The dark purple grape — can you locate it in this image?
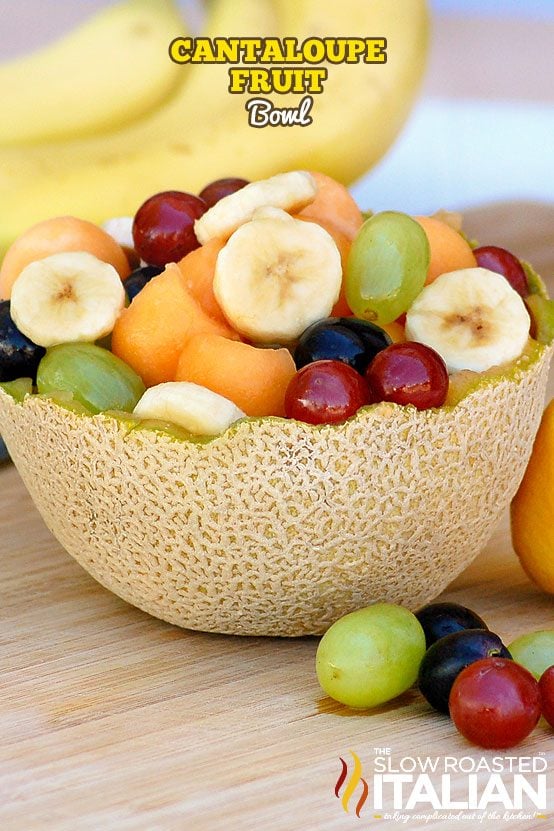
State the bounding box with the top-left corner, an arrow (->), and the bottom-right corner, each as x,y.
198,177 -> 249,208
295,317 -> 390,374
416,602 -> 488,649
0,301 -> 45,381
295,321 -> 366,373
418,629 -> 511,714
125,265 -> 163,302
336,318 -> 392,361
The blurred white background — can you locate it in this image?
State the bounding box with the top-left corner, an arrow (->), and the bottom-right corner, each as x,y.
433,0 -> 553,15
353,0 -> 554,212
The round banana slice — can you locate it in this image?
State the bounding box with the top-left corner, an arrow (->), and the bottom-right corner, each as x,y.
10,251 -> 125,348
405,267 -> 531,373
194,170 -> 317,245
213,211 -> 342,343
133,382 -> 245,436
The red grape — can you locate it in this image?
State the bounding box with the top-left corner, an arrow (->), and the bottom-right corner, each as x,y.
449,657 -> 541,749
198,177 -> 249,208
285,360 -> 372,425
473,245 -> 528,297
366,342 -> 448,410
539,665 -> 554,728
132,191 -> 207,267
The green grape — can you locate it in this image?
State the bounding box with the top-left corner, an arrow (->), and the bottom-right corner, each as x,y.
345,211 -> 430,325
508,630 -> 554,679
133,418 -> 211,444
37,343 -> 145,414
316,603 -> 426,709
37,390 -> 95,415
102,410 -> 143,429
522,260 -> 548,297
525,295 -> 554,345
0,377 -> 33,402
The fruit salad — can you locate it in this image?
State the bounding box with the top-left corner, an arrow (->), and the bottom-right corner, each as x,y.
0,170 -> 552,437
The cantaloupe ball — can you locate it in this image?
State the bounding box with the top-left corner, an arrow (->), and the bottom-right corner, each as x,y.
111,264 -> 239,388
177,238 -> 227,327
297,172 -> 364,241
175,333 -> 296,417
415,216 -> 477,285
0,215 -> 131,298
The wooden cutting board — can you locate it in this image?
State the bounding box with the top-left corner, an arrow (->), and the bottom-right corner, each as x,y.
1,203 -> 554,831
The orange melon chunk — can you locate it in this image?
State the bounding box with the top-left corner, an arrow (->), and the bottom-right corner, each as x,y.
111,264 -> 239,387
415,216 -> 477,285
175,333 -> 296,417
177,238 -> 227,326
0,215 -> 130,298
297,171 -> 363,241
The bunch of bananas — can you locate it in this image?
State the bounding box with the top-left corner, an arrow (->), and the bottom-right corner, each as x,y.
0,0 -> 429,256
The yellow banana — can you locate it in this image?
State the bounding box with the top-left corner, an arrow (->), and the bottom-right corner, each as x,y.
0,0 -> 428,256
0,0 -> 186,145
0,0 -> 276,172
0,0 -> 277,206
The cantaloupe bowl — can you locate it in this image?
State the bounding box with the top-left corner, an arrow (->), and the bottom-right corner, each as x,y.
0,339 -> 551,636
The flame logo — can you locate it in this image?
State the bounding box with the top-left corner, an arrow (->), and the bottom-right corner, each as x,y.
335,750 -> 369,817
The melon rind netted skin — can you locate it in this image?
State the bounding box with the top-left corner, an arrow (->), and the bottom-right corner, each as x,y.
0,345 -> 551,636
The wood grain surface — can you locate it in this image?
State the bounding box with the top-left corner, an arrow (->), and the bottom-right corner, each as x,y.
2,4 -> 554,828
1,203 -> 554,831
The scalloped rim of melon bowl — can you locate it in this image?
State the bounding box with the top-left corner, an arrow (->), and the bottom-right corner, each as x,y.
0,340 -> 552,637
0,337 -> 549,443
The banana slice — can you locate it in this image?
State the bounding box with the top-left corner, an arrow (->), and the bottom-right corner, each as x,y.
133,382 -> 245,436
405,267 -> 531,373
10,251 -> 125,348
213,210 -> 341,343
194,171 -> 317,245
101,216 -> 135,250
251,206 -> 293,222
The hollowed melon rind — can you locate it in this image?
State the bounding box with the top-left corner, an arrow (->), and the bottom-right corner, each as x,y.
0,344 -> 551,636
